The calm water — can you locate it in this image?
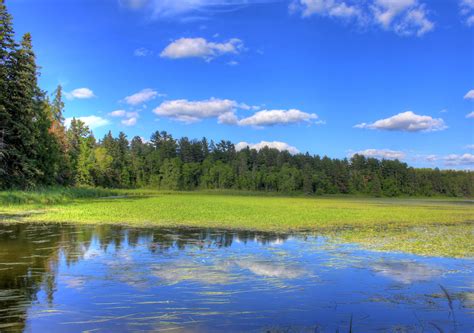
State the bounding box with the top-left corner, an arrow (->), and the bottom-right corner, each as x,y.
0,223 -> 472,332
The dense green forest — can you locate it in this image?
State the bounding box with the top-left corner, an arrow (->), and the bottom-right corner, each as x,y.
0,1 -> 472,196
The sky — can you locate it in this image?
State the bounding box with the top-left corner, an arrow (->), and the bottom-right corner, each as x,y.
7,0 -> 474,169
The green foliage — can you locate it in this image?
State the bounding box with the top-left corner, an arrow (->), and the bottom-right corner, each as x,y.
0,2 -> 472,197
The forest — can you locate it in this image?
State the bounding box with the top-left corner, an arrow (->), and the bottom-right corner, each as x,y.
0,1 -> 472,197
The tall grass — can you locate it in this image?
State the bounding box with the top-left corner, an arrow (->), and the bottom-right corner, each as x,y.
0,187 -> 118,205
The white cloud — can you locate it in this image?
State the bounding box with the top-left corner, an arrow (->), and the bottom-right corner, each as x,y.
65,88 -> 95,100
460,0 -> 474,26
108,110 -> 127,117
419,153 -> 474,167
121,117 -> 137,126
290,0 -> 434,36
466,112 -> 474,119
153,98 -> 316,127
355,111 -> 447,132
153,98 -> 238,123
238,109 -> 318,127
352,148 -> 406,160
108,110 -> 139,126
465,144 -> 474,150
65,116 -> 109,129
134,47 -> 153,57
444,153 -> 474,166
236,141 -> 300,154
124,88 -> 159,105
464,89 -> 474,99
289,0 -> 362,19
160,37 -> 243,61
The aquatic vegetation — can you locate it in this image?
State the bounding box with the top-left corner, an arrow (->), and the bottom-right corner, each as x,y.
1,190 -> 472,257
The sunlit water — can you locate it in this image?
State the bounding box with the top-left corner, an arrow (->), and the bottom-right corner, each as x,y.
0,223 -> 472,332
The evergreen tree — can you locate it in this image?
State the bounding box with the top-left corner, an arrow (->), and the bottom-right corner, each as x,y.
4,33 -> 40,188
0,0 -> 15,185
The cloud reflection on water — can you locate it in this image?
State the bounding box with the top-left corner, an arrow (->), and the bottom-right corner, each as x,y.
371,260 -> 443,284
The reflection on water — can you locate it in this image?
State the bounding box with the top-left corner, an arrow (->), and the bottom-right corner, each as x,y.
371,261 -> 444,284
0,223 -> 472,332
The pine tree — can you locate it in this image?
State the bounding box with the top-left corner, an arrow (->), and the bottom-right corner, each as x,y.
49,85 -> 70,183
5,33 -> 40,188
0,0 -> 16,187
67,118 -> 91,183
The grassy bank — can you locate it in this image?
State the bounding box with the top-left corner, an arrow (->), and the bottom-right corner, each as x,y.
1,189 -> 473,257
0,187 -> 120,205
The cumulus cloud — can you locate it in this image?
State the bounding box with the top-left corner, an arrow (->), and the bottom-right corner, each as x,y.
420,153 -> 474,167
444,153 -> 474,166
124,88 -> 160,105
290,0 -> 434,36
235,141 -> 300,154
355,111 -> 447,132
238,109 -> 318,127
153,98 -> 318,127
460,0 -> 474,26
65,115 -> 109,129
160,37 -> 243,61
65,88 -> 95,100
153,98 -> 238,123
108,110 -> 139,126
466,112 -> 474,119
352,148 -> 405,160
464,89 -> 474,99
289,0 -> 362,19
465,144 -> 474,150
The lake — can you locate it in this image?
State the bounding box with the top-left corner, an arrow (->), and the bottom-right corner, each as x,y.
0,223 -> 472,332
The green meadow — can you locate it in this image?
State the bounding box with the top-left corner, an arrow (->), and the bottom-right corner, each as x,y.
1,188 -> 473,258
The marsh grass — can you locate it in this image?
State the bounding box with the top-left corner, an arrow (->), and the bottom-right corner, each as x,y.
0,187 -> 119,205
1,189 -> 473,257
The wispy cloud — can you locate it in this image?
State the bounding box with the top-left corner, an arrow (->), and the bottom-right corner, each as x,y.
134,47 -> 153,57
119,0 -> 277,19
460,0 -> 474,26
355,111 -> 446,132
124,88 -> 161,105
121,117 -> 138,126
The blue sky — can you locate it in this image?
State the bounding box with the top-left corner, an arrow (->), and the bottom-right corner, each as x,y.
8,0 -> 474,169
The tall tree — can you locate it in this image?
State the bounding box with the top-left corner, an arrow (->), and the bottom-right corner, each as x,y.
0,0 -> 15,185
4,33 -> 40,188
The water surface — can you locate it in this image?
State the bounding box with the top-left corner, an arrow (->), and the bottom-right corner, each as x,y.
0,223 -> 472,332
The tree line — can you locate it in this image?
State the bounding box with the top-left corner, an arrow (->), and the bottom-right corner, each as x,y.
0,1 -> 472,196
